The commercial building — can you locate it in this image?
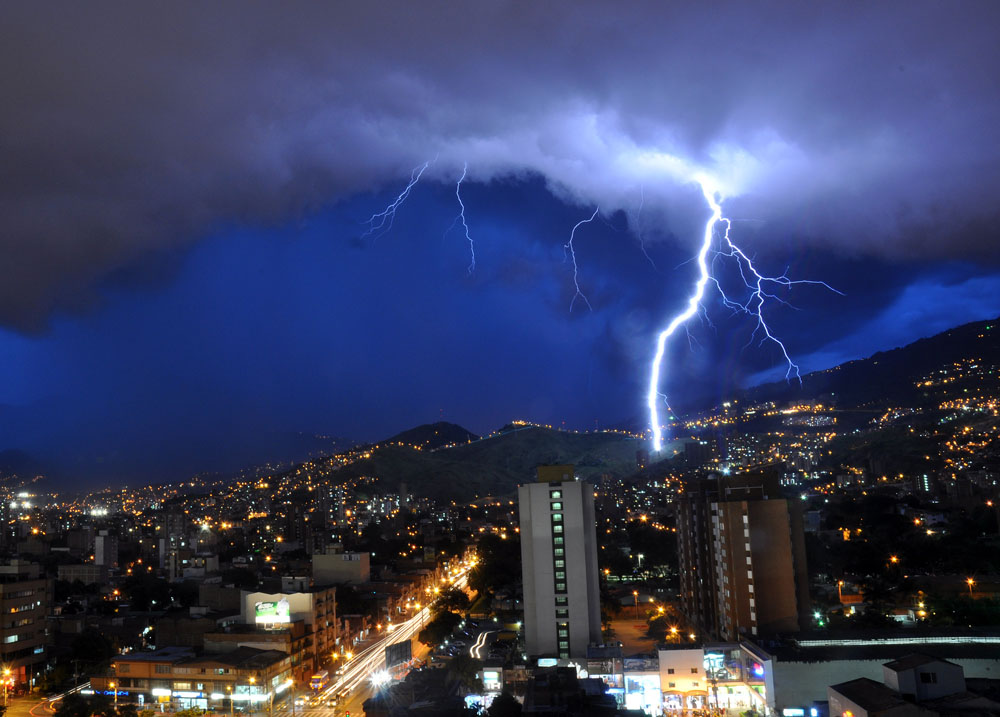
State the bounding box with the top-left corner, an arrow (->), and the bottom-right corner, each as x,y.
92,646 -> 292,711
205,622 -> 312,682
241,585 -> 337,671
519,465 -> 601,659
829,655 -> 1000,717
677,470 -> 809,640
743,632 -> 1000,716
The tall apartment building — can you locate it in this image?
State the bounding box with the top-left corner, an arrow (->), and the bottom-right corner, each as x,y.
0,561 -> 52,685
95,529 -> 119,568
677,470 -> 809,641
519,465 -> 601,659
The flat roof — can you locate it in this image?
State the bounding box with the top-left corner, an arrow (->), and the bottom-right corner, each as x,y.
830,677 -> 909,711
181,646 -> 288,669
117,647 -> 196,663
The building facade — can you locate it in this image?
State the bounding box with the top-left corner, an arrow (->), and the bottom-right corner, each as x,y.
519,465 -> 601,659
0,562 -> 51,685
92,646 -> 292,712
241,586 -> 337,671
677,470 -> 809,640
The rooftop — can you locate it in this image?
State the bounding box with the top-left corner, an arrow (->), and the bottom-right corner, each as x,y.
884,653 -> 959,672
116,647 -> 195,663
831,677 -> 910,712
182,646 -> 288,670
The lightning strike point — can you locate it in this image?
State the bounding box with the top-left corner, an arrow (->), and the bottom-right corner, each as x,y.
564,208 -> 599,312
646,180 -> 840,452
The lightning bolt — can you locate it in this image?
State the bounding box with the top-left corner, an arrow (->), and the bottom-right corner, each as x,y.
564,208 -> 599,312
363,160 -> 431,240
633,185 -> 659,272
450,162 -> 475,273
646,178 -> 840,452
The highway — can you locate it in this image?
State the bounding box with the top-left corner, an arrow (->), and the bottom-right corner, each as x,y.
316,560 -> 474,709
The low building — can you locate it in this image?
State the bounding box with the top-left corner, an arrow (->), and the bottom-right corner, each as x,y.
829,677 -> 933,717
829,655 -> 1000,717
57,564 -> 108,584
241,585 -> 337,672
204,621 -> 311,682
742,632 -> 1000,716
92,646 -> 292,711
312,550 -> 370,585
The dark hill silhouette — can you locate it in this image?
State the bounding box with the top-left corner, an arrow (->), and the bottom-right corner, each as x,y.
328,424 -> 641,502
713,316 -> 1000,411
386,421 -> 479,450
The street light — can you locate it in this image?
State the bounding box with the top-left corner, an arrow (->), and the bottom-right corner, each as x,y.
110,681 -> 118,711
967,577 -> 975,593
633,591 -> 639,620
227,685 -> 233,717
2,668 -> 9,707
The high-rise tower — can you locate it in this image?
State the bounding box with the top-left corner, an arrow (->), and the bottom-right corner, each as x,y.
519,465 -> 601,659
677,469 -> 809,640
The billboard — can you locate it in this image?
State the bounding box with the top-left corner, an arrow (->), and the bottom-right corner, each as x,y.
254,598 -> 291,624
385,639 -> 412,668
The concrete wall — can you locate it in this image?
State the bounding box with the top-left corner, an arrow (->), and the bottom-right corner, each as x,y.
658,648 -> 705,693
312,552 -> 370,585
519,474 -> 600,658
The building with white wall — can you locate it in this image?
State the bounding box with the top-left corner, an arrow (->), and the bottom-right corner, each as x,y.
519,465 -> 601,659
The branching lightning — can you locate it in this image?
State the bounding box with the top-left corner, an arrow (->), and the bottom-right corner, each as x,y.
363,160 -> 431,240
564,208 -> 600,312
633,185 -> 659,272
647,179 -> 840,452
451,162 -> 476,273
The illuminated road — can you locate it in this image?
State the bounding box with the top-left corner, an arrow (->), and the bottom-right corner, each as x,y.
318,560 -> 474,708
469,630 -> 494,659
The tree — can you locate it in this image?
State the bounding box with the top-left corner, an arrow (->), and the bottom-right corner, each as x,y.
417,611 -> 462,647
71,629 -> 116,665
469,534 -> 520,595
438,587 -> 471,614
54,693 -> 93,717
487,691 -> 523,717
446,654 -> 483,693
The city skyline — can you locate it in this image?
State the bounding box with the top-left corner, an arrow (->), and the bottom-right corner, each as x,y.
1,3 -> 999,483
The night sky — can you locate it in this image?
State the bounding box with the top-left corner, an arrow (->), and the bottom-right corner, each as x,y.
2,3 -> 999,484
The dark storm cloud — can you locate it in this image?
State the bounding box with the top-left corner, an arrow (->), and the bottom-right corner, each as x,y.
2,1 -> 999,329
